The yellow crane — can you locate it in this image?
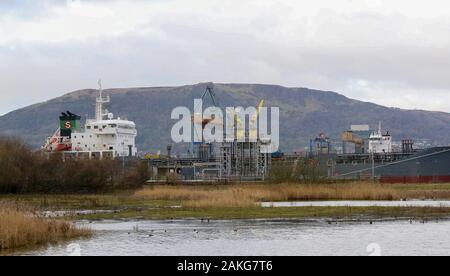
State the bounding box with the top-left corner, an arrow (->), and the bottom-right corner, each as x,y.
192,98 -> 266,142
234,100 -> 265,141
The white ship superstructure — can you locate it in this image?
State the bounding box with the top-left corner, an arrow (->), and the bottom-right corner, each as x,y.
70,80 -> 138,158
368,122 -> 392,154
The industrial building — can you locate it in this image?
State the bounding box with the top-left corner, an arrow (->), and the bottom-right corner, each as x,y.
342,124 -> 371,154
146,84 -> 272,182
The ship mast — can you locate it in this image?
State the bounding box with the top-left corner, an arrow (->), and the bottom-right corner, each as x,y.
95,79 -> 110,121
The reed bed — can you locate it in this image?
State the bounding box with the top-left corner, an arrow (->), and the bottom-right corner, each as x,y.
134,186 -> 257,208
134,183 -> 402,208
0,201 -> 91,250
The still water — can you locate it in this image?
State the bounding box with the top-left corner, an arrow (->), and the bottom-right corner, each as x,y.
22,218 -> 450,256
261,200 -> 450,208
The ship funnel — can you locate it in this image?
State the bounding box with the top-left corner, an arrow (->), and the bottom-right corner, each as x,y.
59,111 -> 81,137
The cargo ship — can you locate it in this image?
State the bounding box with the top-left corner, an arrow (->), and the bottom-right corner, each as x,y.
43,80 -> 138,159
331,146 -> 450,183
312,124 -> 450,183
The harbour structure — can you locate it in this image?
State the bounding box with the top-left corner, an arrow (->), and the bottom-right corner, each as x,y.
309,123 -> 450,183
219,98 -> 271,180
219,126 -> 271,181
190,84 -> 219,162
147,83 -> 271,182
310,132 -> 332,155
43,80 -> 138,159
341,123 -> 392,155
341,124 -> 371,154
401,139 -> 414,154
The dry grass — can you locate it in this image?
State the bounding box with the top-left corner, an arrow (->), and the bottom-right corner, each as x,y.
0,201 -> 91,250
133,182 -> 403,208
245,183 -> 400,201
134,186 -> 257,208
385,183 -> 450,200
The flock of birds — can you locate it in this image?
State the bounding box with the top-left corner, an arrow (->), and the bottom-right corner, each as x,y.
123,216 -> 442,237
326,217 -> 440,225
126,218 -> 242,236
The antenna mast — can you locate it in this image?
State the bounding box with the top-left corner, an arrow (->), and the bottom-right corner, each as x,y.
95,79 -> 110,121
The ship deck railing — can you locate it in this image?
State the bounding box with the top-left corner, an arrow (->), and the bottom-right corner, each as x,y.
334,152 -> 415,164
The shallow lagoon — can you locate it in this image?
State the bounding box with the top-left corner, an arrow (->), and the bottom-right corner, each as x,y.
21,218 -> 450,256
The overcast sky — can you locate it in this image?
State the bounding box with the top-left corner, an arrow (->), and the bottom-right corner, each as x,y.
1,0 -> 450,115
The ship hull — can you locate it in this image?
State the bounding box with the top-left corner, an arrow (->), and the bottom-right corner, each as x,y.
333,147 -> 450,183
379,175 -> 450,184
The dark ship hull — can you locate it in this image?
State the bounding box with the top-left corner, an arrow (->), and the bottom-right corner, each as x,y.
332,147 -> 450,183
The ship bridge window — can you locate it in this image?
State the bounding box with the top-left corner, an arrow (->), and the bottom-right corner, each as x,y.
103,125 -> 107,129
119,124 -> 134,130
87,126 -> 91,130
94,125 -> 99,129
109,124 -> 117,128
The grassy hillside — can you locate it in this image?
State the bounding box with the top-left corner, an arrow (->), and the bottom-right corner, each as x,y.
1,83 -> 449,153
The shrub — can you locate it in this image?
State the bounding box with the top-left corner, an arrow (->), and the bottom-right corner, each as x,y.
0,137 -> 148,194
269,159 -> 326,184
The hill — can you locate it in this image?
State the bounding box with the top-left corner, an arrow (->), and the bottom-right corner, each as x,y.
1,83 -> 449,153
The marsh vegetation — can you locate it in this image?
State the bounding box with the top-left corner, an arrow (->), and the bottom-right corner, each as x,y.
0,201 -> 91,250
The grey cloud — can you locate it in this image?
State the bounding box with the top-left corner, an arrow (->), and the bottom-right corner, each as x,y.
1,1 -> 450,115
